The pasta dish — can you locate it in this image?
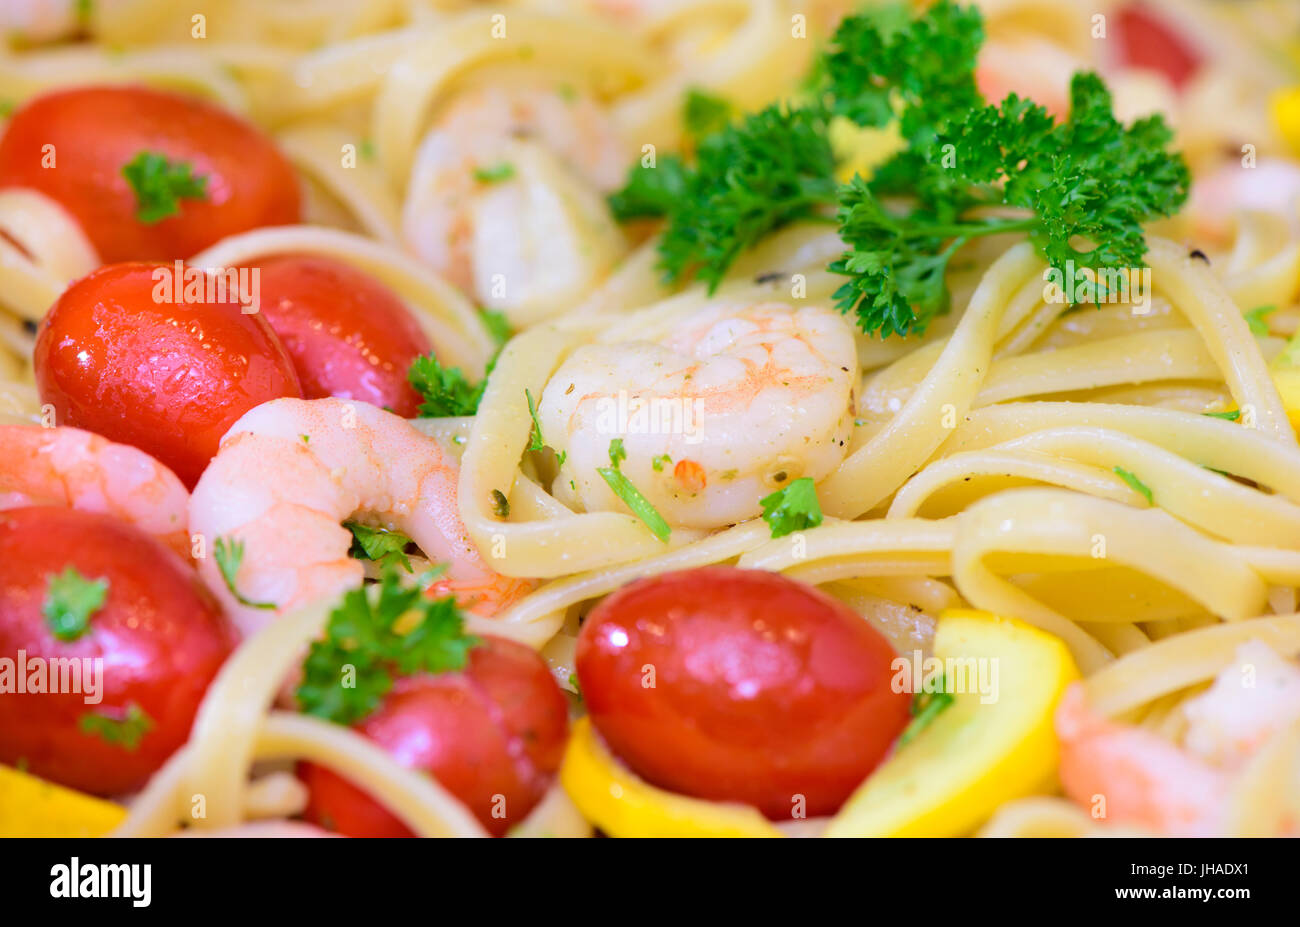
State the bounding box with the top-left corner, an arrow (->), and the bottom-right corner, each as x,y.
2,0 -> 1300,840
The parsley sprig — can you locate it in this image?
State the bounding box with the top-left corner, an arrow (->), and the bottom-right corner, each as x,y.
608,0 -> 1190,339
759,477 -> 824,538
408,353 -> 495,418
344,522 -> 414,573
79,702 -> 154,751
121,151 -> 209,224
297,567 -> 479,725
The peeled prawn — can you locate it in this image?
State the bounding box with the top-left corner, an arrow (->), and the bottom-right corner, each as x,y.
1056,641 -> 1300,836
0,423 -> 190,556
188,398 -> 534,637
402,85 -> 628,326
539,301 -> 859,530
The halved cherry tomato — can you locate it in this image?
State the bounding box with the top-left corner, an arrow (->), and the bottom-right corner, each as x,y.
0,85 -> 301,262
34,262 -> 303,488
575,566 -> 910,820
0,506 -> 236,796
250,255 -> 433,417
299,636 -> 569,837
1114,4 -> 1202,90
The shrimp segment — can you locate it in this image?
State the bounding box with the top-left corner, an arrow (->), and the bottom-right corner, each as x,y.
1055,685 -> 1226,836
402,85 -> 628,326
0,423 -> 190,556
539,301 -> 858,530
1056,642 -> 1300,836
188,398 -> 534,637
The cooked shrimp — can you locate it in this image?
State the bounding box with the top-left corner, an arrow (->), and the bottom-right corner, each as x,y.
188,398 -> 535,637
975,37 -> 1080,119
1187,157 -> 1300,245
538,301 -> 858,530
1055,684 -> 1227,836
0,424 -> 190,556
402,85 -> 629,327
0,0 -> 81,45
1057,641 -> 1300,836
1182,640 -> 1300,768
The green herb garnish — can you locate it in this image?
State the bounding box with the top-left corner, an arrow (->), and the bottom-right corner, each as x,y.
42,567 -> 108,641
297,567 -> 479,725
898,674 -> 954,746
758,477 -> 824,538
121,151 -> 209,224
344,522 -> 414,573
79,703 -> 153,751
213,536 -> 276,609
597,439 -> 671,542
408,353 -> 494,418
473,162 -> 516,183
1113,466 -> 1154,503
525,389 -> 545,451
1245,304 -> 1276,336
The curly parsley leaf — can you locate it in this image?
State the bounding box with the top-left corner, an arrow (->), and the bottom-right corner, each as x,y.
683,87 -> 733,139
657,104 -> 838,290
43,567 -> 108,641
408,352 -> 494,418
297,567 -> 479,725
607,155 -> 690,222
758,476 -> 824,538
121,151 -> 209,224
213,536 -> 276,609
344,522 -> 414,573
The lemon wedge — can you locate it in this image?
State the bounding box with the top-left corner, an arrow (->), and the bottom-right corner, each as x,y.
0,764 -> 125,837
560,717 -> 782,838
824,608 -> 1079,837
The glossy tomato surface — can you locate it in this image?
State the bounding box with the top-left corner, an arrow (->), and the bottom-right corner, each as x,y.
576,566 -> 911,819
252,254 -> 432,417
0,506 -> 235,796
0,85 -> 301,262
299,636 -> 569,837
34,262 -> 302,488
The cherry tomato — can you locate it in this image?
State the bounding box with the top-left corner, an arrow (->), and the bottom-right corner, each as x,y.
250,255 -> 433,417
0,85 -> 301,262
34,262 -> 303,488
0,506 -> 236,796
299,636 -> 569,837
575,566 -> 910,819
1114,4 -> 1201,90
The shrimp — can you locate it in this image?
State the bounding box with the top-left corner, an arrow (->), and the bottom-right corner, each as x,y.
1055,685 -> 1227,836
0,0 -> 81,46
0,424 -> 190,556
1056,641 -> 1300,835
1181,640 -> 1300,768
188,398 -> 534,637
1186,157 -> 1300,245
402,84 -> 629,327
538,301 -> 858,531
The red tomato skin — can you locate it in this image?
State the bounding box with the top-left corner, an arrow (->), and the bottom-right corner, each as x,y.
0,85 -> 301,262
299,636 -> 570,837
575,566 -> 911,819
0,506 -> 236,796
251,255 -> 432,417
34,262 -> 303,488
1114,4 -> 1201,89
